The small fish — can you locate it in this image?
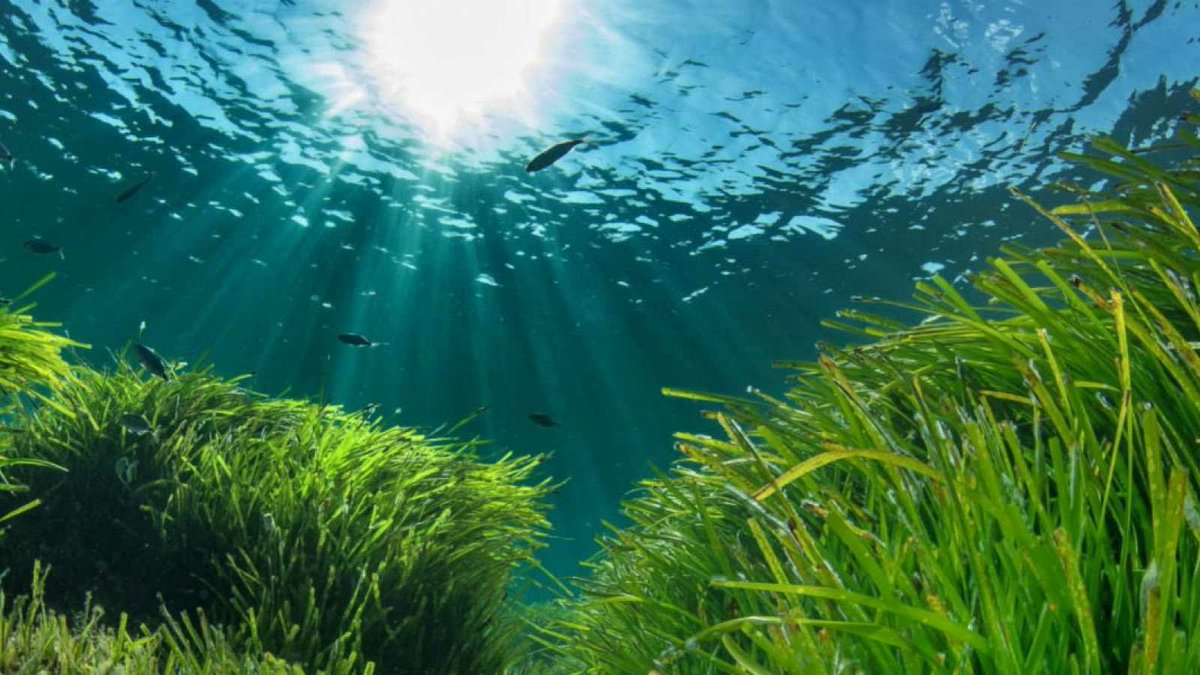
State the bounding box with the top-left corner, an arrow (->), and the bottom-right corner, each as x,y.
23,239 -> 60,255
0,298 -> 11,306
337,333 -> 372,347
525,139 -> 586,173
0,139 -> 13,170
118,413 -> 153,436
135,342 -> 171,379
529,412 -> 559,428
116,173 -> 154,203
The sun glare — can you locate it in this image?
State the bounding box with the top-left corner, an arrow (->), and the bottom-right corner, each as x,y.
358,0 -> 566,139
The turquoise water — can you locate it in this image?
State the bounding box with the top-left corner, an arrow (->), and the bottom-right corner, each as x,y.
0,0 -> 1197,581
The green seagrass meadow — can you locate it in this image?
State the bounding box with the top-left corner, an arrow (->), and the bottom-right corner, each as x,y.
3,92 -> 1200,673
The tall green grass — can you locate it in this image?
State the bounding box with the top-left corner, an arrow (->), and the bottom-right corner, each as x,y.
546,91 -> 1200,673
0,272 -> 84,526
0,562 -> 304,673
0,272 -> 81,402
1,360 -> 553,672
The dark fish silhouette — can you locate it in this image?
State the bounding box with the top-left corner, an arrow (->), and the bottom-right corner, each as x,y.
135,342 -> 170,379
116,173 -> 154,203
525,139 -> 585,173
23,239 -> 60,255
337,333 -> 372,347
529,412 -> 559,428
0,139 -> 13,170
118,413 -> 153,436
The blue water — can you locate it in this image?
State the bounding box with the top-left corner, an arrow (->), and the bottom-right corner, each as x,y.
1,0 -> 1197,580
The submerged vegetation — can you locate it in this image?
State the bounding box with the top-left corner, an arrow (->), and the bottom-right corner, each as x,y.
0,274 -> 82,525
0,354 -> 552,671
0,273 -> 80,401
2,93 -> 1199,673
0,563 -> 303,673
544,92 -> 1200,672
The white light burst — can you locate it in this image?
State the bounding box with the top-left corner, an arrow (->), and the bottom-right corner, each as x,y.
358,0 -> 566,138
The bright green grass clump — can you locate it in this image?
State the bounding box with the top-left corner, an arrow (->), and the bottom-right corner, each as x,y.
0,563 -> 303,673
0,273 -> 81,402
0,272 -> 84,526
545,92 -> 1200,673
0,361 -> 552,673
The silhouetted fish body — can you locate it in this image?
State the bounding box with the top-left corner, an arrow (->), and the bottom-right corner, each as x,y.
23,239 -> 60,254
525,139 -> 585,173
116,174 -> 154,203
529,412 -> 559,428
0,140 -> 13,169
135,342 -> 170,379
119,413 -> 153,435
337,333 -> 372,347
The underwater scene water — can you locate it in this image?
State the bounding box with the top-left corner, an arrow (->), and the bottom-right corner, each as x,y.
1,0 -> 1198,591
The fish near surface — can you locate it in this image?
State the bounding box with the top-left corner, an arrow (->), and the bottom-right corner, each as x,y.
135,342 -> 171,379
0,139 -> 13,170
23,239 -> 60,255
529,412 -> 559,428
337,333 -> 372,347
116,173 -> 154,203
525,139 -> 586,173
